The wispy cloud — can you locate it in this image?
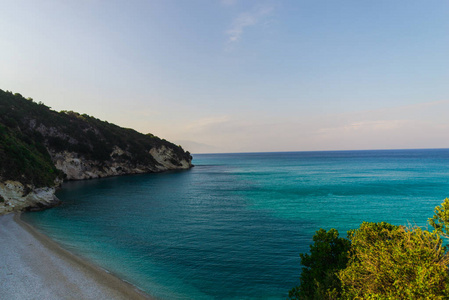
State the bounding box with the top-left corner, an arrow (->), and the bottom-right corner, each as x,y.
225,4 -> 273,47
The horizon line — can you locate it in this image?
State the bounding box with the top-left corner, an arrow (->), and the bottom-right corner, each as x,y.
191,147 -> 449,155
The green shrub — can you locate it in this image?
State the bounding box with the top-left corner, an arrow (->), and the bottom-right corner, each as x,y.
429,198 -> 449,237
339,222 -> 449,299
290,199 -> 449,299
0,124 -> 61,187
289,228 -> 350,299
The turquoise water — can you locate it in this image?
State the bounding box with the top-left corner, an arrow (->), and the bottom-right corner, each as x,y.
23,149 -> 449,299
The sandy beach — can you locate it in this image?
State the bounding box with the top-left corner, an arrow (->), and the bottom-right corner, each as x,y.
0,213 -> 153,300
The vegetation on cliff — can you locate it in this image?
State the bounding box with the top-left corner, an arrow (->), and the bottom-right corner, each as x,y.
0,123 -> 62,187
0,89 -> 192,188
289,198 -> 449,299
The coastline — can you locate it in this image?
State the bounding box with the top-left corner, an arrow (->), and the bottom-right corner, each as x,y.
0,213 -> 154,300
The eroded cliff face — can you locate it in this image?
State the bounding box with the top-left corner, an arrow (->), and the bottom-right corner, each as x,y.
0,145 -> 193,215
149,146 -> 192,170
0,89 -> 193,214
0,181 -> 60,215
51,145 -> 192,180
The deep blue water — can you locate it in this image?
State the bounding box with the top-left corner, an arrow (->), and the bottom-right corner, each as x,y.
23,149 -> 449,299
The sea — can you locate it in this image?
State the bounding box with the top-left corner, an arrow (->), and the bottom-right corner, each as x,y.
22,149 -> 449,299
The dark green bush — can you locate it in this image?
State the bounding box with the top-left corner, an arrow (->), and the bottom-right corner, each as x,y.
289,228 -> 350,299
290,199 -> 449,300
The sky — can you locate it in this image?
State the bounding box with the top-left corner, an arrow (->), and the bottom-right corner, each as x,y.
1,0 -> 449,153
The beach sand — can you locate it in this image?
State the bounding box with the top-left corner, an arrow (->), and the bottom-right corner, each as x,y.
0,213 -> 153,300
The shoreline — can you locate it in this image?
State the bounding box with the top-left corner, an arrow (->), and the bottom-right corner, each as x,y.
0,213 -> 154,300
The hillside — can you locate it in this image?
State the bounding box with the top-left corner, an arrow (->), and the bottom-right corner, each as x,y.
0,89 -> 192,213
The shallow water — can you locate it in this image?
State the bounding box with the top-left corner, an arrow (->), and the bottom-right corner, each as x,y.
23,149 -> 449,299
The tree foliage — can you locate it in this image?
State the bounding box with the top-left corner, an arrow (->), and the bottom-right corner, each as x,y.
290,199 -> 449,299
339,222 -> 449,299
429,198 -> 449,238
289,228 -> 350,299
0,123 -> 62,187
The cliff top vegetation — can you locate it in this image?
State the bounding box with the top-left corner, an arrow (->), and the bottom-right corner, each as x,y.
0,89 -> 191,188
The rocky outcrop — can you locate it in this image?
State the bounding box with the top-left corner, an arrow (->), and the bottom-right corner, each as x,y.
51,146 -> 192,180
0,89 -> 193,215
150,146 -> 192,170
0,181 -> 60,214
0,145 -> 193,215
0,146 -> 192,215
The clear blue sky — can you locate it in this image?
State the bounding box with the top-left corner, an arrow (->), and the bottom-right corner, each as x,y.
2,0 -> 449,153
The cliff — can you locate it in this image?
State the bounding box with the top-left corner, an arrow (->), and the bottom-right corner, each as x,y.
0,89 -> 193,214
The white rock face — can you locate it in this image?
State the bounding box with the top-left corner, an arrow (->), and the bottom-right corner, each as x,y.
50,145 -> 191,180
51,150 -> 148,180
149,146 -> 191,170
0,144 -> 191,214
110,145 -> 126,157
0,181 -> 59,215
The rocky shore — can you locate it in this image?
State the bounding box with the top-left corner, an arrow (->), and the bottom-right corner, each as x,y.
0,144 -> 192,215
0,89 -> 193,215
